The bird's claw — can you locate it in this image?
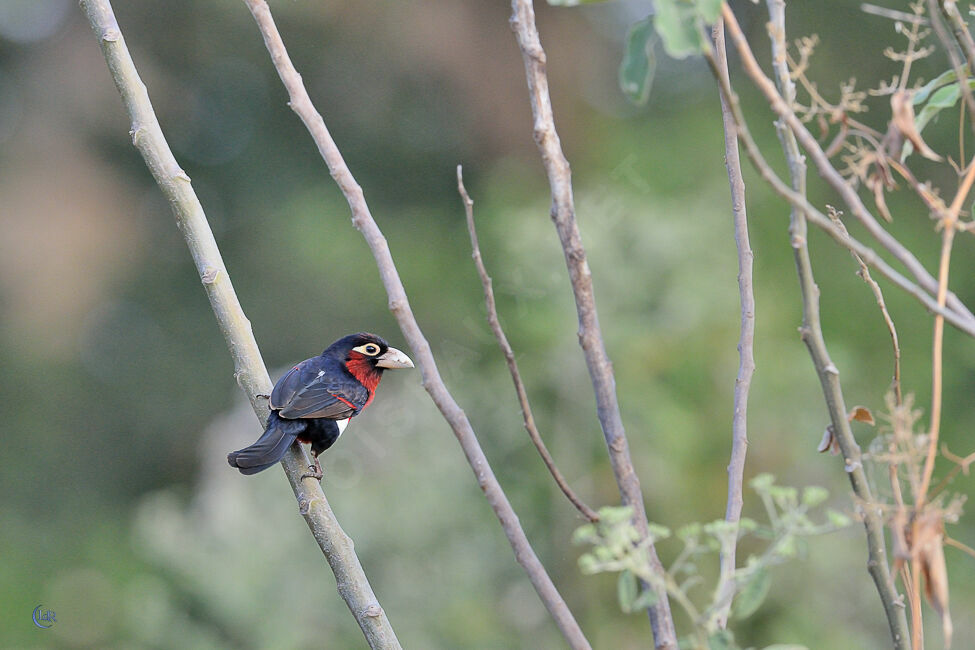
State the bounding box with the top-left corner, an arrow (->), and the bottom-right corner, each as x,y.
300,458 -> 323,482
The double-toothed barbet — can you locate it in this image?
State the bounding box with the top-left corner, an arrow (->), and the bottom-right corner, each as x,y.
227,332 -> 414,479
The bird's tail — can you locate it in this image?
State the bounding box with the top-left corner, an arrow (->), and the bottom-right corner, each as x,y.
227,412 -> 299,475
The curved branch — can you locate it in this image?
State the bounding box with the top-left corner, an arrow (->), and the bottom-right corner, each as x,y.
79,1 -> 401,648
508,2 -> 677,647
239,2 -> 592,648
457,166 -> 600,523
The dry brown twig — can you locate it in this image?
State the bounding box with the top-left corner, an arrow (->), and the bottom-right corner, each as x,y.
508,1 -> 677,646
239,1 -> 592,648
722,5 -> 975,329
456,166 -> 600,523
79,1 -> 402,647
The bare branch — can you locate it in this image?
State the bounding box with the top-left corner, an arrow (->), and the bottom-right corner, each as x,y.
457,166 -> 600,523
508,1 -> 677,646
927,0 -> 975,132
79,1 -> 401,647
918,157 -> 975,509
715,2 -> 911,646
938,0 -> 975,73
723,4 -> 975,329
710,17 -> 755,631
239,2 -> 591,647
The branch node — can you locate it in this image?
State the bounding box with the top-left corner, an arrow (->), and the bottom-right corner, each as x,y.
361,604 -> 383,618
201,267 -> 220,284
101,27 -> 120,42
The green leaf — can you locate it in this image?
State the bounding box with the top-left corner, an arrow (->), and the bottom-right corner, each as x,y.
750,473 -> 775,492
572,523 -> 597,545
707,629 -> 737,650
617,569 -> 639,612
733,566 -> 772,619
801,485 -> 829,507
598,505 -> 634,525
631,586 -> 659,610
578,553 -> 599,574
654,0 -> 712,59
913,68 -> 958,105
928,83 -> 962,108
826,508 -> 852,528
619,17 -> 656,105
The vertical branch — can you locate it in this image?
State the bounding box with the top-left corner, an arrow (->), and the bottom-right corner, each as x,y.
508,1 -> 677,646
78,1 -> 401,648
763,1 -> 912,646
239,2 -> 592,648
918,158 -> 975,507
710,18 -> 756,630
457,166 -> 600,523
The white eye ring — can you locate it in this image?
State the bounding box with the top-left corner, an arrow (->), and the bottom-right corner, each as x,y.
364,344 -> 380,355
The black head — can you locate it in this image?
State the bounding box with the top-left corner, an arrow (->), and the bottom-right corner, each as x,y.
323,332 -> 414,370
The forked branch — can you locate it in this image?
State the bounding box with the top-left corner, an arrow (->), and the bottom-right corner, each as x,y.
79,1 -> 401,647
240,1 -> 591,647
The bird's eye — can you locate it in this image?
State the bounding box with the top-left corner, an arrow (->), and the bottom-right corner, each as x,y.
354,342 -> 382,356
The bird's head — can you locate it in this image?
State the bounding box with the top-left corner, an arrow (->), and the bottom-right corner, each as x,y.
325,332 -> 414,390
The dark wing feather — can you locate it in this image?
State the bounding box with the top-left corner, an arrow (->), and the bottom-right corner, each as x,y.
270,357 -> 369,420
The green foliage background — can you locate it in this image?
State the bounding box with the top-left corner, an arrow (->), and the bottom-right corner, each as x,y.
1,1 -> 974,647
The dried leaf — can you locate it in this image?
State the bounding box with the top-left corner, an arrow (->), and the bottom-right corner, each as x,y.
916,514 -> 952,648
890,90 -> 942,162
817,425 -> 840,455
866,174 -> 893,222
848,405 -> 876,425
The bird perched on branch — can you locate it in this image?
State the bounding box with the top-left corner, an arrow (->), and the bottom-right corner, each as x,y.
228,332 -> 414,479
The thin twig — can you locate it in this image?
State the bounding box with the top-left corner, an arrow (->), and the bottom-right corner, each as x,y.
239,2 -> 591,647
861,3 -> 930,25
508,1 -> 677,646
710,17 -> 755,631
723,4 -> 975,330
939,0 -> 975,73
928,0 -> 975,133
79,1 -> 401,647
700,14 -> 975,339
828,209 -> 903,403
917,157 -> 975,509
457,166 -> 600,523
730,2 -> 911,647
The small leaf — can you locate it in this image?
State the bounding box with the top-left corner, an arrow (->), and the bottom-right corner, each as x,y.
619,17 -> 656,105
913,68 -> 957,105
826,508 -> 852,528
750,473 -> 775,492
572,523 -> 597,545
654,0 -> 709,59
848,405 -> 875,424
617,569 -> 639,612
677,522 -> 703,541
801,485 -> 829,507
631,586 -> 659,610
599,505 -> 634,524
578,553 -> 599,574
927,83 -> 961,108
707,629 -> 737,650
733,566 -> 772,619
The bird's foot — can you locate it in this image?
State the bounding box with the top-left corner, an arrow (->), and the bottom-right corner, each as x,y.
300,458 -> 323,481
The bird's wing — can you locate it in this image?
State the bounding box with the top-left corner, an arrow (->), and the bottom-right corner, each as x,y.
270,358 -> 370,420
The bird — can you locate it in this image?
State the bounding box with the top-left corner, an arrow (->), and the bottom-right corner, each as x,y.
228,332 -> 414,479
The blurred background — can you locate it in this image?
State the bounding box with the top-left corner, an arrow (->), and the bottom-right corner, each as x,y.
2,0 -> 974,647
